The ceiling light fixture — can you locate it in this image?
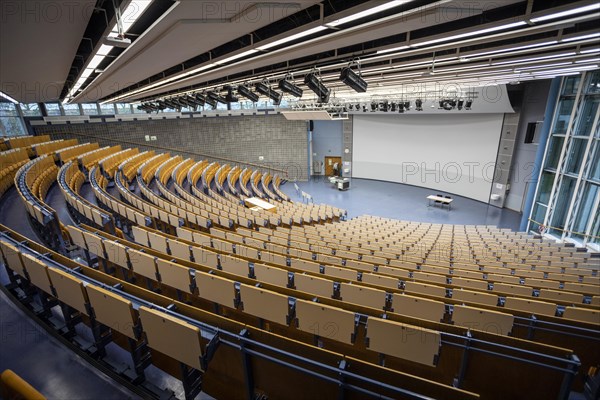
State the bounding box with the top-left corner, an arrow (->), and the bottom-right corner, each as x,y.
530,3 -> 600,23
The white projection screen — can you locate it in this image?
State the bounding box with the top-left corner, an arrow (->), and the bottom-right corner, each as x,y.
352,114 -> 504,203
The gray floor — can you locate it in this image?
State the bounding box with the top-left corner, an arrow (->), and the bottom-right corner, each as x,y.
282,176 -> 523,230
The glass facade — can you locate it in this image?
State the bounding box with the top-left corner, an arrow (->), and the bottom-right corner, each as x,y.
0,102 -> 26,137
529,70 -> 600,249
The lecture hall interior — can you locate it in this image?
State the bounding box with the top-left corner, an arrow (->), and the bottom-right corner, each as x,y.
1,0 -> 600,399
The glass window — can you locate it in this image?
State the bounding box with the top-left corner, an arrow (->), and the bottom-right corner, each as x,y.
19,103 -> 41,116
99,104 -> 115,115
45,103 -> 62,116
552,99 -> 575,134
549,176 -> 576,235
545,136 -> 565,170
530,203 -> 547,232
590,143 -> 600,182
585,70 -> 600,94
562,75 -> 581,96
0,102 -> 18,116
62,103 -> 81,116
537,171 -> 556,204
574,96 -> 600,136
565,138 -> 588,175
590,211 -> 600,244
115,103 -> 132,114
0,117 -> 25,136
571,184 -> 599,239
81,103 -> 99,115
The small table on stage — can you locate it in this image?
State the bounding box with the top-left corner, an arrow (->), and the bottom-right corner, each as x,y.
427,195 -> 453,210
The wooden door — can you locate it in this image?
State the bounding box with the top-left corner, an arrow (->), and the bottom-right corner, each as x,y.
324,156 -> 342,176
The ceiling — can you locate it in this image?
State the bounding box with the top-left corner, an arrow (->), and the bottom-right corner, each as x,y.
1,0 -> 598,105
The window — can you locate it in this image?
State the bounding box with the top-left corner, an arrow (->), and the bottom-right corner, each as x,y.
0,102 -> 26,137
549,176 -> 576,235
537,172 -> 556,204
565,138 -> 588,175
62,103 -> 81,116
45,103 -> 62,116
19,103 -> 41,116
99,103 -> 115,115
574,96 -> 599,136
561,75 -> 581,96
81,103 -> 99,115
571,184 -> 599,239
530,203 -> 547,232
552,99 -> 575,134
524,122 -> 538,144
590,144 -> 600,182
115,103 -> 132,114
585,70 -> 600,94
545,136 -> 564,170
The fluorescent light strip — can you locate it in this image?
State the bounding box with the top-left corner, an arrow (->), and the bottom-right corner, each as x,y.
376,45 -> 410,55
530,3 -> 600,23
0,90 -> 18,104
214,49 -> 258,65
581,48 -> 600,54
515,62 -> 573,71
257,26 -> 327,50
562,32 -> 600,42
465,40 -> 557,58
575,58 -> 600,63
326,0 -> 414,27
492,52 -> 576,65
411,21 -> 527,47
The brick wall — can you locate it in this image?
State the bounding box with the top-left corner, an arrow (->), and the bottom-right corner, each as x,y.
34,114 -> 309,180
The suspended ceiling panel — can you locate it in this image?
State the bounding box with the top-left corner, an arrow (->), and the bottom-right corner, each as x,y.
119,0 -> 524,102
0,0 -> 96,103
79,1 -> 319,101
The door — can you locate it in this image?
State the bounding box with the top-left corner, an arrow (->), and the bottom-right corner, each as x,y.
324,156 -> 342,177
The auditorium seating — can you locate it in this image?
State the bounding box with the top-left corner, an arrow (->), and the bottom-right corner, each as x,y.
1,138 -> 598,400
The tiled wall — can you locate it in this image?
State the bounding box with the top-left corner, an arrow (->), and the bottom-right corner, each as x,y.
34,114 -> 309,180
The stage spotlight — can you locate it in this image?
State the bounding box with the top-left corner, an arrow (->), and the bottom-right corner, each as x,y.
381,101 -> 389,112
370,102 -> 377,112
390,102 -> 396,112
457,99 -> 464,110
398,102 -> 405,113
203,93 -> 217,108
415,99 -> 423,111
194,93 -> 206,106
207,91 -> 228,104
224,86 -> 239,103
348,104 -> 354,110
278,78 -> 303,98
255,81 -> 283,105
404,101 -> 410,110
340,66 -> 368,93
304,72 -> 330,103
237,85 -> 259,102
465,99 -> 473,110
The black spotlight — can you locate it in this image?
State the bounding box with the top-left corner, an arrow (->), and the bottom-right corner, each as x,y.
398,102 -> 405,113
348,104 -> 354,110
203,93 -> 217,108
457,99 -> 464,110
340,66 -> 368,93
278,78 -> 303,98
370,102 -> 377,112
390,102 -> 396,112
194,93 -> 206,106
237,85 -> 259,102
465,99 -> 473,110
404,101 -> 410,110
381,101 -> 389,112
438,100 -> 445,109
415,99 -> 423,111
224,86 -> 239,103
207,91 -> 227,104
255,81 -> 282,105
304,72 -> 330,103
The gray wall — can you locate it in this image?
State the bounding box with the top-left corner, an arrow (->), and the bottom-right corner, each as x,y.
505,80 -> 552,212
34,114 -> 309,180
311,120 -> 343,175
